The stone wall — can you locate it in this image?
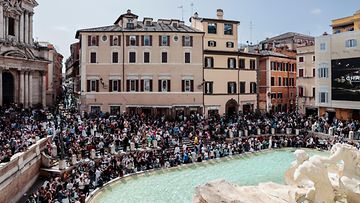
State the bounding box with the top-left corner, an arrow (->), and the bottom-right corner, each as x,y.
0,137 -> 49,203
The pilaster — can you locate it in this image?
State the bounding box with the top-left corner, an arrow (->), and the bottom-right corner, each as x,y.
20,71 -> 24,105
28,72 -> 33,107
24,71 -> 28,107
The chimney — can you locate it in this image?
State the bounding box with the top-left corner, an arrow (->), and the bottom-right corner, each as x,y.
194,12 -> 199,18
323,32 -> 328,36
127,9 -> 131,14
216,9 -> 224,19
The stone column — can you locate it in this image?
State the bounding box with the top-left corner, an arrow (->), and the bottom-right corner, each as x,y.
0,5 -> 4,39
42,72 -> 46,107
0,70 -> 2,106
28,72 -> 33,107
24,11 -> 28,44
24,71 -> 28,107
20,71 -> 24,105
29,12 -> 33,44
19,13 -> 24,42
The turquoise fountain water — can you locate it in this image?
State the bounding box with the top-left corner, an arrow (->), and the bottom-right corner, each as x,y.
92,149 -> 328,203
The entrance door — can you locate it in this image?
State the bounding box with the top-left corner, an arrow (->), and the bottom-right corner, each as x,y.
3,72 -> 14,105
225,99 -> 238,117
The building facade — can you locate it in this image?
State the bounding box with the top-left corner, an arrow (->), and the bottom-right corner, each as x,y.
332,10 -> 360,34
259,32 -> 314,52
296,45 -> 317,115
76,10 -> 204,116
0,0 -> 50,108
191,9 -> 258,116
315,30 -> 360,120
258,51 -> 297,112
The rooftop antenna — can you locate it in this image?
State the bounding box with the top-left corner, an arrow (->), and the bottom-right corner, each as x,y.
190,3 -> 194,15
178,5 -> 184,21
250,21 -> 254,45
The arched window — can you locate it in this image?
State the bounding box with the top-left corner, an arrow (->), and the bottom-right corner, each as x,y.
113,36 -> 119,46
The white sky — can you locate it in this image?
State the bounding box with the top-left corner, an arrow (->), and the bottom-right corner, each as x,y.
33,0 -> 359,61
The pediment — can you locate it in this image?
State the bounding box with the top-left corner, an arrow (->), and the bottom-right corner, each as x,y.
2,50 -> 27,59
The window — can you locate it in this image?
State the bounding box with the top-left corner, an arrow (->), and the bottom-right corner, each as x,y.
239,58 -> 245,69
8,17 -> 15,36
90,106 -> 101,114
345,39 -> 357,48
228,58 -> 236,69
208,23 -> 217,34
224,23 -> 233,35
110,106 -> 120,115
271,62 -> 276,70
183,35 -> 192,47
182,80 -> 194,92
299,57 -> 304,63
278,93 -> 283,99
127,19 -> 134,29
205,57 -> 214,68
290,78 -> 295,86
130,35 -> 137,46
271,93 -> 277,99
143,35 -> 151,46
278,77 -> 282,86
318,67 -> 329,78
208,41 -> 216,47
127,79 -> 139,92
159,80 -> 171,92
185,52 -> 191,63
320,43 -> 326,51
87,80 -> 99,92
313,68 -> 316,77
129,52 -> 136,63
205,82 -> 213,94
160,35 -> 170,46
109,80 -> 121,92
299,69 -> 304,77
250,59 -> 256,70
90,52 -> 96,63
285,78 -> 289,86
271,77 -> 275,86
110,36 -> 120,46
226,42 -> 234,48
161,52 -> 168,63
319,92 -> 328,103
312,55 -> 315,62
312,87 -> 316,98
228,82 -> 237,94
298,87 -> 304,97
250,82 -> 257,94
141,79 -> 152,92
239,82 -> 246,94
144,52 -> 150,63
88,35 -> 99,46
112,52 -> 119,63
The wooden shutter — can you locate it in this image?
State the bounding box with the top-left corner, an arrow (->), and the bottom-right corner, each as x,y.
136,36 -> 139,46
190,36 -> 193,47
118,36 -> 121,46
126,36 -> 130,46
109,80 -> 113,92
182,36 -> 185,46
110,35 -> 113,46
118,80 -> 121,92
126,80 -> 130,92
96,80 -> 99,92
88,36 -> 91,46
205,58 -> 208,68
211,58 -> 214,67
149,35 -> 152,46
96,36 -> 99,46
87,80 -> 90,92
181,80 -> 185,92
227,58 -> 230,68
159,36 -> 162,46
158,80 -> 162,92
135,80 -> 139,92
141,35 -> 144,46
140,80 -> 144,92
167,36 -> 170,46
190,80 -> 194,92
227,82 -> 231,94
150,80 -> 153,92
167,80 -> 171,92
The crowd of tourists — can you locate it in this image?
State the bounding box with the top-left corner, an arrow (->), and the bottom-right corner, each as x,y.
0,97 -> 359,202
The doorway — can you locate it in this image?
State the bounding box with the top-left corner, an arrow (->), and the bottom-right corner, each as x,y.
3,72 -> 14,105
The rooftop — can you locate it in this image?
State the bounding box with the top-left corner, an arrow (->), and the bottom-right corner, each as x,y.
260,32 -> 314,43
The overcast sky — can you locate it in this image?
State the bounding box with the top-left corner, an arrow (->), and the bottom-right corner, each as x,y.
33,0 -> 359,61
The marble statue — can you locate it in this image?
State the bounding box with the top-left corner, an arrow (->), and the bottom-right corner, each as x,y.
284,149 -> 309,185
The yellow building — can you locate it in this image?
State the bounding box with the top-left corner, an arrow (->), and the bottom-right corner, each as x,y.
332,10 -> 360,34
191,9 -> 258,116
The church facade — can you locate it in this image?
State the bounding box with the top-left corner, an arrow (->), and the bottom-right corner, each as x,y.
0,0 -> 49,107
